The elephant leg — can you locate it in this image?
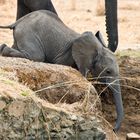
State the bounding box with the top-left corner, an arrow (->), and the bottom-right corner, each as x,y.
16,1 -> 30,20
0,44 -> 25,58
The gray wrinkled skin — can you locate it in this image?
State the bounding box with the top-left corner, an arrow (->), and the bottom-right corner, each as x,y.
16,0 -> 118,52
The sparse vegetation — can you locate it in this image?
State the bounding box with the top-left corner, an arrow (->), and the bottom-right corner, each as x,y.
117,49 -> 140,58
21,90 -> 30,96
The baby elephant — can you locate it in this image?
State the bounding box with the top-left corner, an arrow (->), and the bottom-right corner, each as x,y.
0,10 -> 123,132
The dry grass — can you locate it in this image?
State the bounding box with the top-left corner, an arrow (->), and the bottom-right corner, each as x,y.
117,49 -> 140,58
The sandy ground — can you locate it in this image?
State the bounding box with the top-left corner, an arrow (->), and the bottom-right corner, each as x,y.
0,0 -> 140,51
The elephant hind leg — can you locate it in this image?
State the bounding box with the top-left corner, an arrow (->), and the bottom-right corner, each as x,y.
0,44 -> 26,58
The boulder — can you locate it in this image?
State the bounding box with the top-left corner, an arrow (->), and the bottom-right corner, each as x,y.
0,57 -> 99,105
0,56 -> 114,139
126,133 -> 140,140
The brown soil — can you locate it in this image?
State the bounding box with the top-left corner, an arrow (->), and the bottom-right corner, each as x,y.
0,0 -> 140,139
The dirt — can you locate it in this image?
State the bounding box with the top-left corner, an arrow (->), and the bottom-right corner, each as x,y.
0,0 -> 140,140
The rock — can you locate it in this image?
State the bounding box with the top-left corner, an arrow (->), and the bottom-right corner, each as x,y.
60,119 -> 74,128
0,100 -> 6,110
8,100 -> 26,117
0,57 -> 99,105
78,120 -> 97,131
78,129 -> 106,140
0,57 -> 114,139
0,78 -> 107,139
68,114 -> 78,121
126,133 -> 140,140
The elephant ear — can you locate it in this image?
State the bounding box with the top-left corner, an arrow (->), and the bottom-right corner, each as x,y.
95,31 -> 107,48
72,31 -> 101,77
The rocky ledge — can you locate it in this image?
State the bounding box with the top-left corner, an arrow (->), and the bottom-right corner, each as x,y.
0,56 -> 115,140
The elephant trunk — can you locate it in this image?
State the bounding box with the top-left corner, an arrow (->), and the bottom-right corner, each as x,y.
105,0 -> 118,52
109,80 -> 124,132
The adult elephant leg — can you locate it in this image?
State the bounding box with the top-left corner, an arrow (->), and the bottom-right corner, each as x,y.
46,0 -> 57,15
24,0 -> 58,15
16,0 -> 30,20
16,0 -> 57,20
105,0 -> 118,52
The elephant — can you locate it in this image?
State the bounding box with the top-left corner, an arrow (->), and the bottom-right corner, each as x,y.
0,10 -> 123,132
16,0 -> 57,20
16,0 -> 118,52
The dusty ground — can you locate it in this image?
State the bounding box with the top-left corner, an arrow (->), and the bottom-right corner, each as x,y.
0,0 -> 140,140
0,0 -> 140,50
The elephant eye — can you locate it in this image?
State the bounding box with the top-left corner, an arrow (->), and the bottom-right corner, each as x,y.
106,69 -> 111,74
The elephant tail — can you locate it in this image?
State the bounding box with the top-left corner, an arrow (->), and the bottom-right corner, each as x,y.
0,23 -> 16,30
0,15 -> 28,30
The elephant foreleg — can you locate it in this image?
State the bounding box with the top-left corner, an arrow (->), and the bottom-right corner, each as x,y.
0,44 -> 25,58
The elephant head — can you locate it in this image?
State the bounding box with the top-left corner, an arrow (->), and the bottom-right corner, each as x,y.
72,31 -> 123,132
